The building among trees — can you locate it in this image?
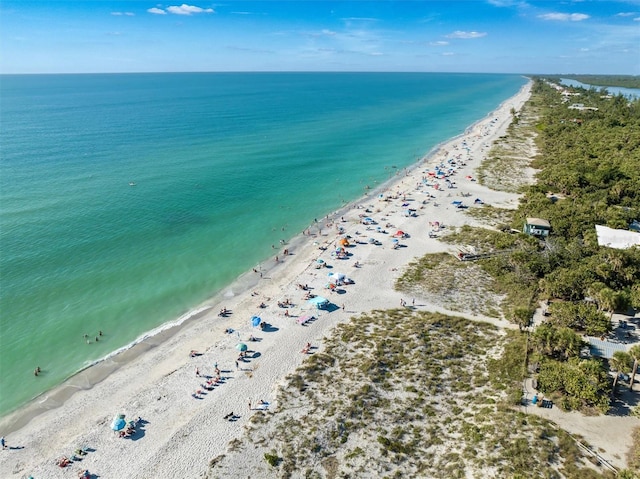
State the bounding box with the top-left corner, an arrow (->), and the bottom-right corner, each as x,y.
523,217 -> 551,237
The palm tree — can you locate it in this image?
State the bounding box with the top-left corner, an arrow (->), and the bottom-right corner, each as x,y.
628,345 -> 640,391
597,287 -> 617,319
610,351 -> 632,395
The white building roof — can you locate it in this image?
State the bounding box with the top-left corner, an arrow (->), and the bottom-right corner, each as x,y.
595,225 -> 640,250
526,218 -> 551,228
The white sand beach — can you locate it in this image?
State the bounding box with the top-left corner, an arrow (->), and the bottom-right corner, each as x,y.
0,81 -> 564,478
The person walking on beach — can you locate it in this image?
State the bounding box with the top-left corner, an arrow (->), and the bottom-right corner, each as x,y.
235,360 -> 239,370
248,398 -> 252,411
195,367 -> 200,377
1,436 -> 6,450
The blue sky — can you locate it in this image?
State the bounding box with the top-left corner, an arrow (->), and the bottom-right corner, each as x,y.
1,1 -> 639,74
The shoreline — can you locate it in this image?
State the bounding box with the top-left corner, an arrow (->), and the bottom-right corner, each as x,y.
0,81 -> 533,478
0,78 -> 527,429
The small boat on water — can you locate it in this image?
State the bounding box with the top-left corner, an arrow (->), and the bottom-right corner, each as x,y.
129,182 -> 136,186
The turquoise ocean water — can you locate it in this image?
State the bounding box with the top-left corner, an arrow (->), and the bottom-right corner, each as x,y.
0,73 -> 526,416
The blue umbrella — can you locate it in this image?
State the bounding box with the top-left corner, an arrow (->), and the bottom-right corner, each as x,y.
236,343 -> 248,352
251,316 -> 261,327
111,415 -> 126,431
308,296 -> 329,309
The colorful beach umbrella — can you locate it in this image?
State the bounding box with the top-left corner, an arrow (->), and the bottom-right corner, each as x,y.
110,415 -> 126,431
236,343 -> 248,352
251,316 -> 261,327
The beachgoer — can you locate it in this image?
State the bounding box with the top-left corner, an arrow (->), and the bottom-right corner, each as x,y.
99,330 -> 103,336
248,399 -> 252,410
95,336 -> 99,342
34,367 -> 39,376
1,436 -> 6,449
235,360 -> 239,370
195,367 -> 200,377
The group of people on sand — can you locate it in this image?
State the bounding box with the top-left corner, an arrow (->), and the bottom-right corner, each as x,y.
118,420 -> 138,439
277,298 -> 292,308
48,446 -> 93,476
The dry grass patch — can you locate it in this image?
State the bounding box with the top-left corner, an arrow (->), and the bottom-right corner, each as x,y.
396,253 -> 503,318
464,204 -> 514,228
476,102 -> 540,193
208,310 -> 603,478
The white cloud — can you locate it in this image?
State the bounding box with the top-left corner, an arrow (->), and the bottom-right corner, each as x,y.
538,13 -> 590,21
111,12 -> 135,16
445,31 -> 487,39
635,17 -> 640,22
147,7 -> 166,15
615,12 -> 637,17
487,0 -> 529,7
166,4 -> 215,15
442,52 -> 455,56
302,29 -> 338,38
430,40 -> 449,46
341,17 -> 378,23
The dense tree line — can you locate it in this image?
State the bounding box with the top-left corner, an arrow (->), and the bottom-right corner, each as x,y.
484,79 -> 640,413
524,79 -> 640,413
519,79 -> 640,311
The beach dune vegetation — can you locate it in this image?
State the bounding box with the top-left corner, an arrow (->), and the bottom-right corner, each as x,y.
210,310 -> 601,477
